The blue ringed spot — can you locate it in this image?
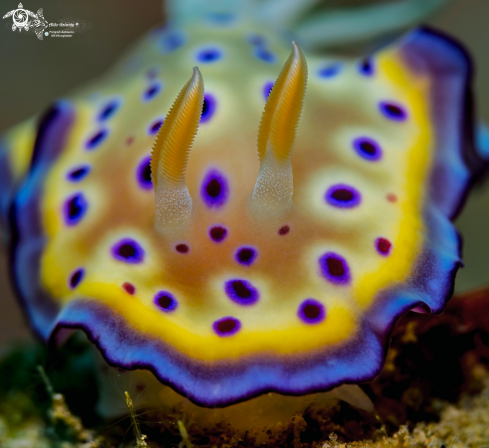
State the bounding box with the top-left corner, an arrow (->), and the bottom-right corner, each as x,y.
200,93 -> 217,123
136,156 -> 152,190
98,100 -> 120,121
160,30 -> 186,53
376,237 -> 392,256
353,137 -> 382,161
253,47 -> 276,64
146,67 -> 159,79
263,81 -> 274,100
149,119 -> 164,135
379,101 -> 408,121
64,193 -> 88,226
69,268 -> 84,289
154,291 -> 178,312
196,47 -> 222,63
143,81 -> 162,101
319,252 -> 351,285
207,12 -> 235,25
318,64 -> 341,78
358,58 -> 374,76
225,279 -> 259,306
67,165 -> 90,182
325,184 -> 361,208
298,299 -> 326,324
247,34 -> 266,46
213,317 -> 241,336
209,225 -> 228,243
85,129 -> 108,150
201,169 -> 229,208
112,238 -> 145,264
235,246 -> 257,266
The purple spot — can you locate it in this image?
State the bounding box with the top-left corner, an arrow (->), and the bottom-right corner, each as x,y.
318,64 -> 341,78
225,279 -> 259,306
353,137 -> 382,161
200,94 -> 217,123
154,291 -> 178,312
254,47 -> 276,64
263,81 -> 274,100
175,243 -> 189,254
112,239 -> 145,264
235,246 -> 257,266
201,169 -> 229,208
196,47 -> 222,63
149,119 -> 163,135
123,282 -> 136,295
136,156 -> 152,190
160,31 -> 186,53
298,299 -> 326,324
143,81 -> 162,101
278,225 -> 290,235
69,268 -> 84,289
209,225 -> 228,243
375,237 -> 392,256
64,193 -> 88,226
325,184 -> 361,208
67,165 -> 90,182
359,58 -> 374,76
98,100 -> 120,121
86,129 -> 108,150
379,102 -> 408,121
319,252 -> 351,285
213,317 -> 241,336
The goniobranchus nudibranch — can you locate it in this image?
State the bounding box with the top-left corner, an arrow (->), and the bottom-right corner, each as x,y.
0,0 -> 483,409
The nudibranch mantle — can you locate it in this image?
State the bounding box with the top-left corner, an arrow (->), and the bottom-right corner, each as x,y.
3,21 -> 476,407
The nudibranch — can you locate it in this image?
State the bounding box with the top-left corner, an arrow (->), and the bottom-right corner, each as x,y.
0,7 -> 482,408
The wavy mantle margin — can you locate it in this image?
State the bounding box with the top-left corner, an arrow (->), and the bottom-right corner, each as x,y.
8,27 -> 484,407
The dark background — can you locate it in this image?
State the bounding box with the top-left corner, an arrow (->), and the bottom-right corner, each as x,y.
0,0 -> 488,347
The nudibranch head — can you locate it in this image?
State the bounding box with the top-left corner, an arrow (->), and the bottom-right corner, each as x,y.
8,20 -> 477,407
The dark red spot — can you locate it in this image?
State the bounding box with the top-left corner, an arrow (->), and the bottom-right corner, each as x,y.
387,193 -> 397,203
376,238 -> 392,255
123,282 -> 135,295
303,303 -> 321,320
327,257 -> 345,277
278,225 -> 290,235
176,244 -> 189,253
332,189 -> 354,202
126,136 -> 134,145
